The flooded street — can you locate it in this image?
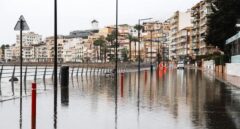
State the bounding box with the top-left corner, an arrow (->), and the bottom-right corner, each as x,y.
0,69 -> 240,129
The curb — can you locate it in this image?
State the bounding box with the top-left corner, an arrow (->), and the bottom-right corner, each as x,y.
190,67 -> 240,89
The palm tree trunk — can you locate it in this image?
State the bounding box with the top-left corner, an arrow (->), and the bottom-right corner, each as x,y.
129,41 -> 132,61
96,47 -> 99,61
135,41 -> 137,61
100,46 -> 102,62
104,47 -> 107,63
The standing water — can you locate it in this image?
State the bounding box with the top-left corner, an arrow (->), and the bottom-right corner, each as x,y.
0,69 -> 240,129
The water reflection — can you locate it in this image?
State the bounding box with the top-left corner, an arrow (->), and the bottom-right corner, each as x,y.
53,88 -> 57,129
19,97 -> 22,129
1,69 -> 240,129
115,75 -> 118,129
137,71 -> 140,127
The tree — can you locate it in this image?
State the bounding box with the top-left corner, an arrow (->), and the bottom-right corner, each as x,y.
93,37 -> 106,62
133,25 -> 144,61
206,0 -> 240,52
121,48 -> 129,62
101,42 -> 109,63
1,45 -> 5,55
132,37 -> 139,61
134,25 -> 144,32
127,34 -> 133,61
106,30 -> 117,62
1,44 -> 9,55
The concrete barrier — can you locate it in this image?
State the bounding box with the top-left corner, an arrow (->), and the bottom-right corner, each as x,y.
226,63 -> 240,77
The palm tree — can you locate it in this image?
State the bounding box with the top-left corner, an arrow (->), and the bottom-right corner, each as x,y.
132,37 -> 138,61
127,34 -> 133,61
133,25 -> 144,61
134,25 -> 144,33
93,37 -> 106,62
106,30 -> 117,62
101,43 -> 108,63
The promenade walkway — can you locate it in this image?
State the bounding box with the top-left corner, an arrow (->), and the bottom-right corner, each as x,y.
200,67 -> 240,88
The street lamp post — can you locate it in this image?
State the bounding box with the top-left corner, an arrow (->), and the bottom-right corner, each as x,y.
137,18 -> 152,74
115,1 -> 118,128
115,0 -> 118,77
150,30 -> 153,72
157,37 -> 160,66
53,0 -> 58,128
162,43 -> 165,66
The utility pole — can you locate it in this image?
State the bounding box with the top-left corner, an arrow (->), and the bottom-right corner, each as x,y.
150,30 -> 153,72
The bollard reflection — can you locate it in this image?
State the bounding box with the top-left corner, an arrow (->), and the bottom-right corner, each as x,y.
120,73 -> 124,97
61,66 -> 69,106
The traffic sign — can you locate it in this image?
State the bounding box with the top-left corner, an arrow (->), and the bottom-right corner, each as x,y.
14,15 -> 30,31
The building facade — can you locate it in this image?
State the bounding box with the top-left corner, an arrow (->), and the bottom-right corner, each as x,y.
175,27 -> 193,60
34,42 -> 48,62
191,0 -> 212,55
45,36 -> 66,63
168,11 -> 192,60
16,32 -> 42,46
4,46 -> 13,62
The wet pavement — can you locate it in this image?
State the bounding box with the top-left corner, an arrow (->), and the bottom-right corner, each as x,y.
0,69 -> 240,129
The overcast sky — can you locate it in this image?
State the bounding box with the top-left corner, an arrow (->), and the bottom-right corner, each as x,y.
0,0 -> 200,44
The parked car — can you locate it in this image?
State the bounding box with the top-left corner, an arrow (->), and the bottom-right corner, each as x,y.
177,61 -> 185,69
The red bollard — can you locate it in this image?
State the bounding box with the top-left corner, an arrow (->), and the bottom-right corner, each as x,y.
31,83 -> 37,129
120,73 -> 124,97
158,69 -> 163,78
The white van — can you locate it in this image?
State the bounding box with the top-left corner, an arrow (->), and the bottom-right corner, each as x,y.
177,61 -> 185,69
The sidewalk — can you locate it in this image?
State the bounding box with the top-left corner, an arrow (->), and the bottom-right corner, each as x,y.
200,67 -> 240,88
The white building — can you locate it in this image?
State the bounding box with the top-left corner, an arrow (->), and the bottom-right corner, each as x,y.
175,27 -> 193,60
22,45 -> 35,62
4,47 -> 13,62
16,32 -> 42,46
63,38 -> 84,62
168,10 -> 192,60
91,20 -> 99,30
45,36 -> 66,62
34,43 -> 48,62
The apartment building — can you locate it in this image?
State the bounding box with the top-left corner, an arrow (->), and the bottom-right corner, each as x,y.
33,42 -> 48,62
63,38 -> 85,62
0,48 -> 4,62
168,11 -> 192,60
191,0 -> 212,55
22,45 -> 35,62
142,21 -> 171,62
4,46 -> 13,62
16,32 -> 42,46
143,21 -> 162,62
45,36 -> 67,63
99,27 -> 114,37
175,27 -> 193,60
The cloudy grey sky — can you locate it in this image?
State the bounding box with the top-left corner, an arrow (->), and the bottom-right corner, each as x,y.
0,0 -> 200,44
